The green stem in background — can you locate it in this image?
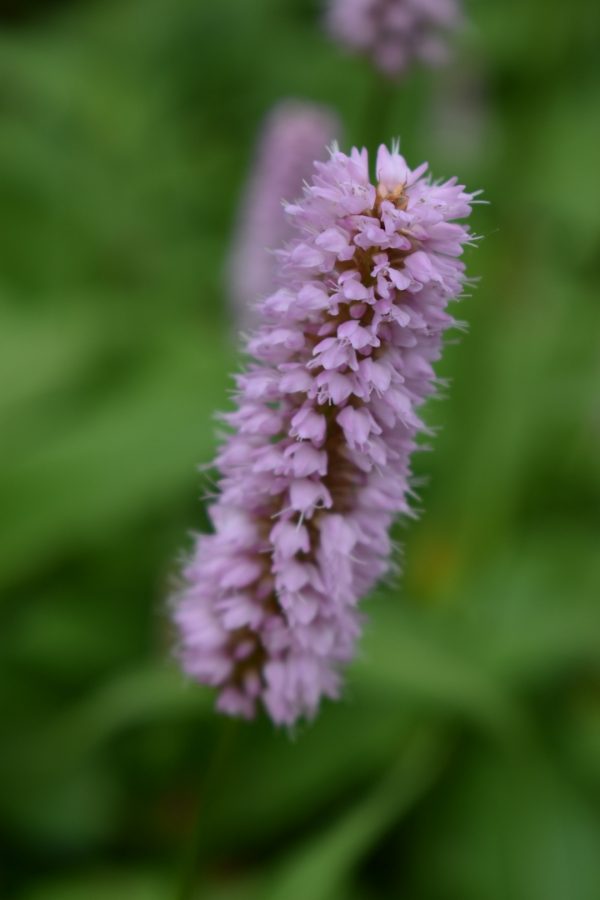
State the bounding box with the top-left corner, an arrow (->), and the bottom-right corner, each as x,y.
362,70 -> 397,155
175,718 -> 240,900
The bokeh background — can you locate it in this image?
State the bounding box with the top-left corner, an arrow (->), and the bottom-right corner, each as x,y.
1,0 -> 600,897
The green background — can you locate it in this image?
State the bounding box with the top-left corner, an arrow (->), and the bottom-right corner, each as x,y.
1,0 -> 599,897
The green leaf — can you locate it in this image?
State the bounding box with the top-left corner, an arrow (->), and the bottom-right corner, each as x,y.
405,746 -> 600,900
264,728 -> 450,900
353,595 -> 526,740
20,869 -> 168,900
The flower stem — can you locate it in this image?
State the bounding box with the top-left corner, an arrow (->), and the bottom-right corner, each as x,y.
175,718 -> 240,900
362,69 -> 397,156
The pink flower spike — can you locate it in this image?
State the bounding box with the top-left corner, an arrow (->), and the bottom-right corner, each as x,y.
326,0 -> 463,80
228,101 -> 341,331
173,143 -> 477,726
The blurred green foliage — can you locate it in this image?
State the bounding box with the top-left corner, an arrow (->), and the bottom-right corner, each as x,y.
1,0 -> 599,897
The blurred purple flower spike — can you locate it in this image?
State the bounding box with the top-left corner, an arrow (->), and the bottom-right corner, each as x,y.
175,143 -> 477,726
327,0 -> 463,78
228,101 -> 341,332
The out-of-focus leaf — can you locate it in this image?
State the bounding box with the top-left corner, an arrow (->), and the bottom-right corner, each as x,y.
4,762 -> 119,851
264,728 -> 450,900
462,534 -> 600,688
0,664 -> 211,849
0,305 -> 105,422
54,662 -> 211,752
20,867 -> 265,900
560,691 -> 600,790
0,662 -> 209,775
206,693 -> 420,852
19,869 -> 167,900
427,265 -> 600,563
0,327 -> 232,589
353,595 -> 526,740
404,746 -> 600,900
